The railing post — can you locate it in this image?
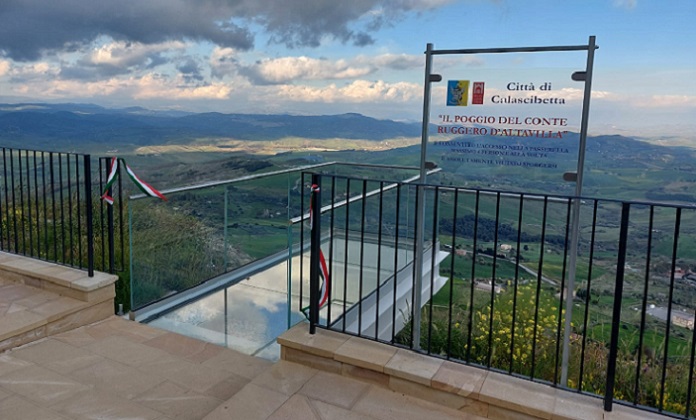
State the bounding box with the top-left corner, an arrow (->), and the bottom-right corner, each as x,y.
309,174 -> 322,334
83,155 -> 95,277
107,169 -> 116,274
604,202 -> 630,411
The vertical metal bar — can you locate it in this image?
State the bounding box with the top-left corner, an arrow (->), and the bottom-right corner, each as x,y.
99,158 -> 106,271
411,184 -> 422,349
445,189 -> 459,360
42,152 -> 48,259
223,188 -> 229,271
686,296 -> 696,417
659,207 -> 681,412
309,174 -> 322,335
358,180 -> 367,335
466,190 -> 480,363
299,173 -> 306,313
33,152 -> 40,258
107,164 -> 115,274
58,155 -> 65,263
634,205 -> 654,403
128,203 -> 134,309
375,181 -> 384,341
2,149 -> 9,251
118,162 -> 125,271
18,150 -> 26,254
531,196 -> 549,379
427,187 -> 439,355
579,200 -> 599,391
10,150 -> 18,253
487,192 -> 501,367
510,194 -> 524,374
50,153 -> 57,262
391,184 -> 401,342
562,35 -> 597,386
83,155 -> 94,277
0,149 -> 4,249
604,202 -> 631,412
67,155 -> 74,266
25,151 -> 33,257
327,176 -> 336,328
342,179 -> 351,333
75,155 -> 82,266
554,199 -> 572,384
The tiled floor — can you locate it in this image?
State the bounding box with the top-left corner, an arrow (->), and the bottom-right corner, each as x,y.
0,316 -> 487,420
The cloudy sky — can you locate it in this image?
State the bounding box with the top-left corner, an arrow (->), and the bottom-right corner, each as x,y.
0,0 -> 694,137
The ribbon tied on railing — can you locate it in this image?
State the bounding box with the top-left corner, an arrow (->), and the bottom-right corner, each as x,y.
101,157 -> 167,205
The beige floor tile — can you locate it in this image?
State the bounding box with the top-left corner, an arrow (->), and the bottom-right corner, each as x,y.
102,317 -> 169,342
334,336 -> 397,373
432,361 -> 487,398
0,365 -> 90,405
85,335 -> 172,366
202,373 -> 251,401
10,338 -> 103,375
141,357 -> 238,394
144,331 -> 224,363
51,325 -> 100,347
311,400 -> 378,420
552,391 -> 604,420
0,395 -> 70,420
278,323 -> 350,358
268,394 -> 320,420
383,348 -> 443,386
0,284 -> 42,303
0,354 -> 33,377
29,296 -> 84,322
251,361 -> 318,396
202,383 -> 289,420
604,404 -> 670,420
51,389 -> 164,420
0,386 -> 11,401
299,370 -> 369,409
134,380 -> 223,419
352,385 -> 475,420
68,359 -> 166,400
201,347 -> 273,380
0,309 -> 45,340
12,289 -> 58,308
479,371 -> 555,418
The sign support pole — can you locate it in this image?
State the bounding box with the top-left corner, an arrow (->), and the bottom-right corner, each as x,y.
413,43 -> 436,350
561,35 -> 596,386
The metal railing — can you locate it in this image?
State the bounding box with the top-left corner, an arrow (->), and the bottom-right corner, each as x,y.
305,172 -> 696,419
0,148 -> 126,278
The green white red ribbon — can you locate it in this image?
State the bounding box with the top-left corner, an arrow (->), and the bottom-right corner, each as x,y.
101,157 -> 167,204
302,183 -> 330,318
310,184 -> 330,308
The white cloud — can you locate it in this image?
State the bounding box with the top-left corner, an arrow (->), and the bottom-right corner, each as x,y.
133,74 -> 232,100
270,80 -> 421,103
86,40 -> 187,68
633,94 -> 696,108
0,60 -> 10,77
245,56 -> 373,84
210,47 -> 239,79
362,53 -> 422,70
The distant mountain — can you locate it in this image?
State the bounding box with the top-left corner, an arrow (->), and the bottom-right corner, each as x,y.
0,103 -> 421,149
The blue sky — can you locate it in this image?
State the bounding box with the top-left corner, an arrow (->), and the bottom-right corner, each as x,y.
0,0 -> 693,139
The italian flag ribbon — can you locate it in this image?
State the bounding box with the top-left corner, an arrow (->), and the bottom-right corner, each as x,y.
303,183 -> 330,318
101,157 -> 167,204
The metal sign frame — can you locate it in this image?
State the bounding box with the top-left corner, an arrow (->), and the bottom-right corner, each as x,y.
415,36 -> 598,387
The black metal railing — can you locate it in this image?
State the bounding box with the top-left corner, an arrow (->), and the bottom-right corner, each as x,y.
0,148 -> 125,277
303,171 -> 696,419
